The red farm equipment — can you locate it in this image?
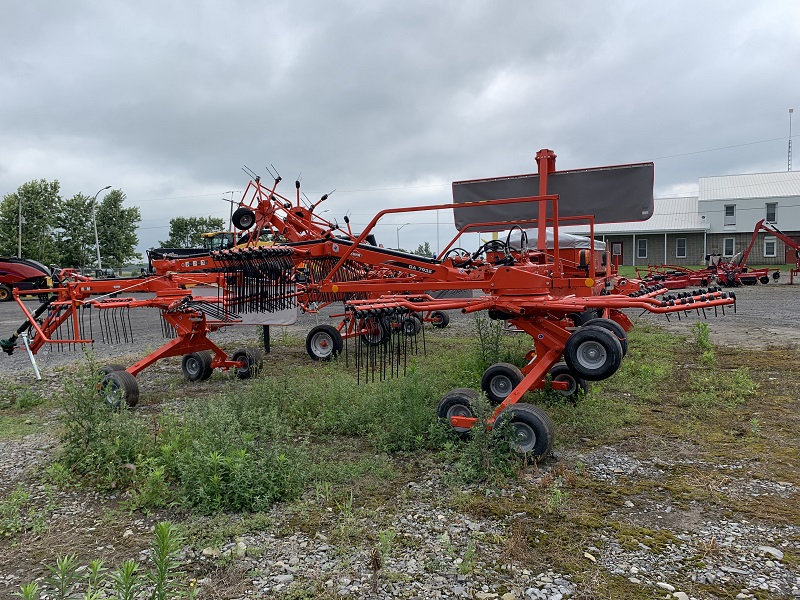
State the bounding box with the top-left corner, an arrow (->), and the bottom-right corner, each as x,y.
740,219 -> 799,284
0,257 -> 54,301
2,149 -> 736,458
209,149 -> 736,455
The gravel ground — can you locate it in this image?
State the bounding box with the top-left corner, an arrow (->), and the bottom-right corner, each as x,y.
1,278 -> 799,599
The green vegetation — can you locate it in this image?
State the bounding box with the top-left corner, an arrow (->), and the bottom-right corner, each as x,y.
16,522 -> 196,600
1,316 -> 795,598
0,180 -> 141,268
45,320 -> 759,517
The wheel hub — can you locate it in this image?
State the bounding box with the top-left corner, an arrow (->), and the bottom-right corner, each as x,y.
577,341 -> 606,369
490,375 -> 513,397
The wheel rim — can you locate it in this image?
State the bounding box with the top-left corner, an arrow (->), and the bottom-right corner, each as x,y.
576,340 -> 607,370
446,404 -> 472,433
186,357 -> 201,377
511,421 -> 537,453
311,332 -> 334,358
553,374 -> 577,395
489,374 -> 514,399
241,215 -> 254,228
102,383 -> 123,409
363,320 -> 384,344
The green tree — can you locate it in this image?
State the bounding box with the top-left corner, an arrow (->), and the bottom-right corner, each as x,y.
412,241 -> 434,258
57,193 -> 94,268
0,180 -> 62,263
159,216 -> 225,248
95,189 -> 141,266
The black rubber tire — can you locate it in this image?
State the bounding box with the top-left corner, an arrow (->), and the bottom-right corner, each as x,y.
437,388 -> 479,438
306,324 -> 343,361
759,276 -> 770,285
430,310 -> 449,329
583,318 -> 629,357
547,362 -> 589,400
361,317 -> 391,345
773,271 -> 781,281
231,347 -> 263,379
494,402 -> 554,457
564,325 -> 623,381
567,308 -> 600,327
481,362 -> 525,405
99,370 -> 139,409
97,364 -> 126,377
400,316 -> 422,336
232,206 -> 256,230
181,351 -> 214,382
0,284 -> 12,302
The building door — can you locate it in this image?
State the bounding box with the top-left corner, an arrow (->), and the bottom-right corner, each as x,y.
787,238 -> 800,265
611,242 -> 623,265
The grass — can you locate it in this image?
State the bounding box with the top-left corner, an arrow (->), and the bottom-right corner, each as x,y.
2,320 -> 799,598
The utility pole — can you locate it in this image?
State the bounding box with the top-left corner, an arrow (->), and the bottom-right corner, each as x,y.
92,186 -> 111,270
789,108 -> 794,172
224,190 -> 236,230
17,195 -> 23,258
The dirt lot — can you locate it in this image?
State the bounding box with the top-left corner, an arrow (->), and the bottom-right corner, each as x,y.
1,278 -> 799,599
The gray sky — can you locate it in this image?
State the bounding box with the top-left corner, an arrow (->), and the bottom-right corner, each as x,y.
1,1 -> 799,256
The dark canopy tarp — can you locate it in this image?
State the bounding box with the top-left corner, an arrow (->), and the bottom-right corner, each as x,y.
452,163 -> 654,232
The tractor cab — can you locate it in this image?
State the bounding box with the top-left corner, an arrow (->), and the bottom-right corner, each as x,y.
201,231 -> 236,252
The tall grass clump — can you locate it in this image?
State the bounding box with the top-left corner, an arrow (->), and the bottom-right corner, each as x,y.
56,359 -> 309,512
472,315 -> 528,373
155,395 -> 309,513
692,321 -> 715,366
58,361 -> 149,490
446,393 -> 521,484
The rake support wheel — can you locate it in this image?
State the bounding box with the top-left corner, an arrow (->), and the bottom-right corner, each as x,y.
547,362 -> 589,400
361,317 -> 391,345
437,388 -> 479,438
306,324 -> 343,361
494,402 -> 554,457
400,316 -> 422,336
481,362 -> 524,405
182,350 -> 214,382
564,325 -> 623,381
231,347 -> 263,379
430,310 -> 449,329
583,317 -> 629,356
99,370 -> 139,409
97,364 -> 126,377
232,206 -> 256,230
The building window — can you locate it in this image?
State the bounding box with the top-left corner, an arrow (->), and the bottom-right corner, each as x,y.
637,238 -> 647,259
611,242 -> 622,256
676,238 -> 686,259
764,236 -> 777,258
766,203 -> 777,223
723,238 -> 735,257
724,204 -> 736,226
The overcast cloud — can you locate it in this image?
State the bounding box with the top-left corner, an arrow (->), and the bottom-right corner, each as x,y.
1,0 -> 799,255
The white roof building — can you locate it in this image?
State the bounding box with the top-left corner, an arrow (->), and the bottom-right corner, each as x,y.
563,196 -> 707,235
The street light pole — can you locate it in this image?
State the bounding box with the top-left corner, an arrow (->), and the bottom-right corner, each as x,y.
92,186 -> 111,270
396,222 -> 410,251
